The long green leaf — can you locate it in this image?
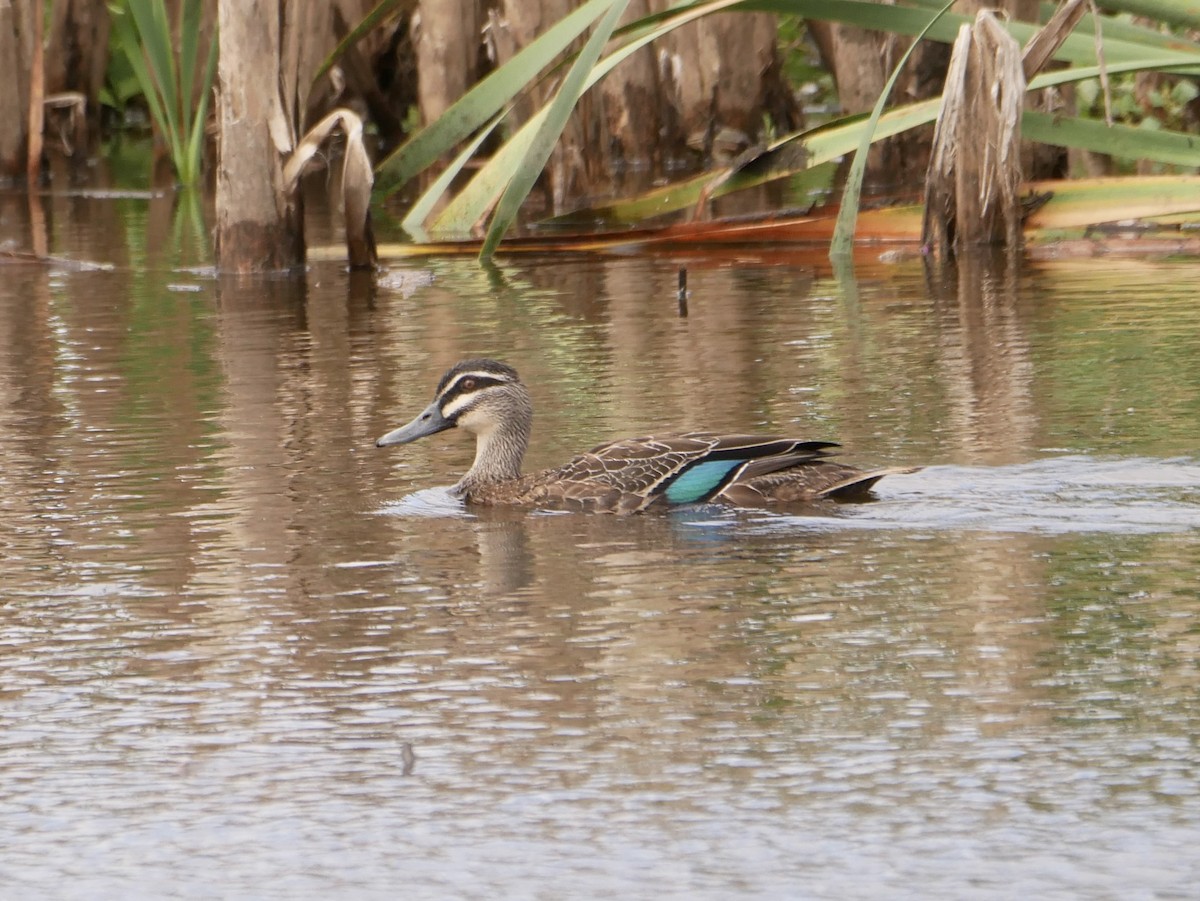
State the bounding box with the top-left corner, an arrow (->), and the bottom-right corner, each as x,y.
743,0 -> 1200,64
111,0 -> 216,186
388,0 -> 753,206
375,0 -> 622,195
831,0 -> 956,258
127,0 -> 183,159
550,55 -> 1200,227
542,103 -> 939,227
405,0 -> 1200,244
179,0 -> 201,142
810,58 -> 1200,159
429,0 -> 748,236
1023,111 -> 1200,167
401,114 -> 503,238
481,0 -> 630,258
110,5 -> 180,166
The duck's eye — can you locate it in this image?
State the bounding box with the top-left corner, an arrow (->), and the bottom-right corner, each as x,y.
460,378 -> 476,391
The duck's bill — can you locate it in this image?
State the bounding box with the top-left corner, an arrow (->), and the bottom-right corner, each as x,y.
376,401 -> 454,447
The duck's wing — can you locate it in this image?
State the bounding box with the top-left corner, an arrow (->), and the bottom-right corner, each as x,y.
535,433 -> 841,512
719,463 -> 922,505
532,435 -> 715,512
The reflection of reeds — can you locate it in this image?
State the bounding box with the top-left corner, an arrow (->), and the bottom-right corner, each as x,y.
110,0 -> 217,187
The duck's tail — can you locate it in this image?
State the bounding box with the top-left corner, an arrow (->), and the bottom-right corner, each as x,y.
816,466 -> 922,501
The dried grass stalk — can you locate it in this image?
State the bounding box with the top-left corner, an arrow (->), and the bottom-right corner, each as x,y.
285,108 -> 377,269
1022,0 -> 1088,80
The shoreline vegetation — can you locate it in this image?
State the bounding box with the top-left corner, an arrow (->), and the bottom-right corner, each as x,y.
4,0 -> 1200,269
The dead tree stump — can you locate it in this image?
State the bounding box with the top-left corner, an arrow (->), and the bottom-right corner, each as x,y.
922,11 -> 1025,256
215,0 -> 305,273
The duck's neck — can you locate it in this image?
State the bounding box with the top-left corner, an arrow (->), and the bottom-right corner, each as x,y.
454,420 -> 529,496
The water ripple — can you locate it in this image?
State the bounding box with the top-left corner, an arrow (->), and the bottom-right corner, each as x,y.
755,456 -> 1200,535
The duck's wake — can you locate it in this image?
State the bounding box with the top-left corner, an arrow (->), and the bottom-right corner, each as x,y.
750,456 -> 1200,535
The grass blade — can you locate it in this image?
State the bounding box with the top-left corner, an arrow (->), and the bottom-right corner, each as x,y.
401,114 -> 503,238
111,4 -> 179,166
375,0 -> 623,195
111,0 -> 217,186
744,0 -> 1200,63
1023,110 -> 1200,167
427,0 -> 748,236
480,0 -> 630,258
178,0 -> 201,142
830,0 -> 955,258
549,52 -> 1200,228
1022,175 -> 1200,229
127,0 -> 183,157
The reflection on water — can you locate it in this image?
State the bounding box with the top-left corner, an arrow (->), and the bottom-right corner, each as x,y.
2,190 -> 1200,898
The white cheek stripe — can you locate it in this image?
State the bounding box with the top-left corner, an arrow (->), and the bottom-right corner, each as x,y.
442,393 -> 476,418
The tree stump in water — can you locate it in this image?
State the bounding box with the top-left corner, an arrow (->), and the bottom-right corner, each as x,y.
922,11 -> 1025,256
215,0 -> 305,273
0,0 -> 36,181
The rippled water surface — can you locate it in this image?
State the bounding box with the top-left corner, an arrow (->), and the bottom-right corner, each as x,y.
2,191 -> 1200,899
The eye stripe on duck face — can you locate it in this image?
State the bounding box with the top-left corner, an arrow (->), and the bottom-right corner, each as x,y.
438,372 -> 507,418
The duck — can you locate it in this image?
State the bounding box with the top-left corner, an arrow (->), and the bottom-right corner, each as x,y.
376,358 -> 916,514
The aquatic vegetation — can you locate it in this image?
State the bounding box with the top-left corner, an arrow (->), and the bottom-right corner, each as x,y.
108,0 -> 217,187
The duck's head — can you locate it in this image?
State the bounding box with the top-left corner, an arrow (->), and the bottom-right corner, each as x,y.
376,359 -> 533,485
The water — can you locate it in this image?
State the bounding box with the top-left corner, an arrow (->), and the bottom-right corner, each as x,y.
2,189 -> 1200,899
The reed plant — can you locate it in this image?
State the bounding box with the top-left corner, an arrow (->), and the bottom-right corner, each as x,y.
110,0 -> 217,187
371,0 -> 1200,258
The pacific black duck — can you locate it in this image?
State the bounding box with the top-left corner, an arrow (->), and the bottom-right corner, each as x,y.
376,358 -> 916,514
